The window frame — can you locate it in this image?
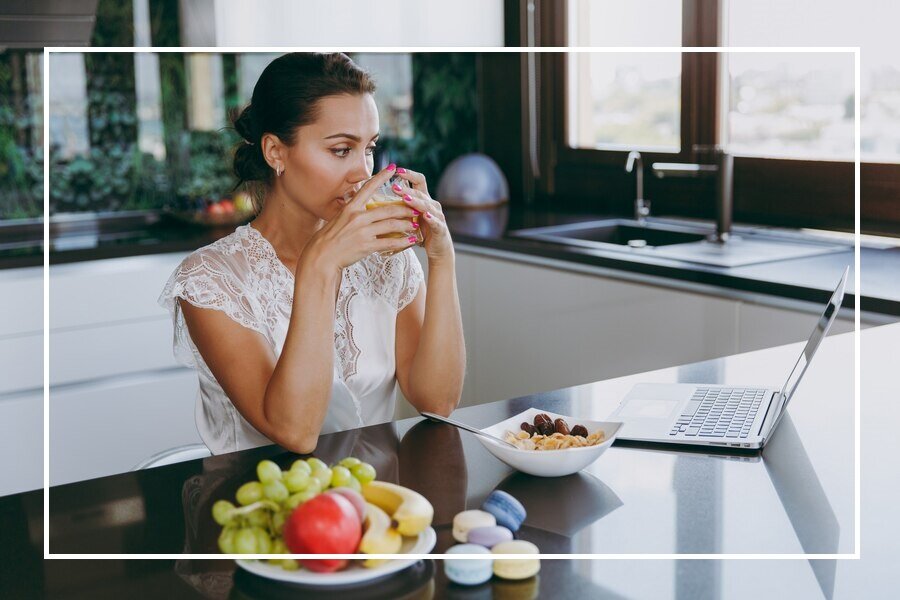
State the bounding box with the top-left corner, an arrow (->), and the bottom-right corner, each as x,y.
506,0 -> 899,236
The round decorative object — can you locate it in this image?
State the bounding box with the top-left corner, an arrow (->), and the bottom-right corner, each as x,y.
436,153 -> 509,209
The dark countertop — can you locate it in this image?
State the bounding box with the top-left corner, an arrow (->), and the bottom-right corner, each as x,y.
4,323 -> 896,597
5,206 -> 899,315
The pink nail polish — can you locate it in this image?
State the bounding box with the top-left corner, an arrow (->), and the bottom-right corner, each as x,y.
412,209 -> 421,215
392,184 -> 403,192
408,236 -> 417,243
425,212 -> 432,219
412,222 -> 419,229
387,163 -> 396,171
404,194 -> 412,202
397,167 -> 407,174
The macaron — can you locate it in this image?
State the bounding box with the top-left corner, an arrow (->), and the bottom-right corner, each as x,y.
466,525 -> 514,549
491,540 -> 540,580
444,544 -> 493,586
481,490 -> 527,532
452,509 -> 496,543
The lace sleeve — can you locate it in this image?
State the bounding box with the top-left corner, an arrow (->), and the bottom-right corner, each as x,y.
396,248 -> 425,312
158,249 -> 266,368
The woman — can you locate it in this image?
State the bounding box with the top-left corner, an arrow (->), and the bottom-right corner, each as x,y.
159,53 -> 465,455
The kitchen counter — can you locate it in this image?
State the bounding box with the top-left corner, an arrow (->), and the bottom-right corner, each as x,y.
3,322 -> 896,597
9,206 -> 899,316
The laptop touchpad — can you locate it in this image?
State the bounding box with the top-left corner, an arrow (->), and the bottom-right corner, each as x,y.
618,397 -> 681,420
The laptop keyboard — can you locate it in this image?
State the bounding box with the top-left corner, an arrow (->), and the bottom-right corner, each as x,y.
669,387 -> 769,439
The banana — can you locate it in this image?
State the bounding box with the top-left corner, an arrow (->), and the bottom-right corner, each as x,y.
361,481 -> 434,536
359,502 -> 402,568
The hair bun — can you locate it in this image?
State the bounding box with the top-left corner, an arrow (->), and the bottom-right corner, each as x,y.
234,104 -> 257,143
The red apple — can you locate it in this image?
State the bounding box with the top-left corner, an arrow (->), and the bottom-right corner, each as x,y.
326,487 -> 366,523
206,202 -> 225,215
283,493 -> 361,572
219,199 -> 235,214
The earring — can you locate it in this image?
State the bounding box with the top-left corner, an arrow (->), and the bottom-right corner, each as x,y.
276,164 -> 284,177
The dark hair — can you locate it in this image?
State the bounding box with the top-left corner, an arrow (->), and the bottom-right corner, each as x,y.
232,53 -> 376,205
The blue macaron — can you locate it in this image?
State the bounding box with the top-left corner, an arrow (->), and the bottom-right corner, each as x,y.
444,544 -> 493,585
481,490 -> 527,532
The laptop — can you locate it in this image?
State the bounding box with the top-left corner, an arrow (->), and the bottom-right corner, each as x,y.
609,266 -> 849,450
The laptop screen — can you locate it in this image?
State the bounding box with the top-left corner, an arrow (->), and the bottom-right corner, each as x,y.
774,267 -> 849,419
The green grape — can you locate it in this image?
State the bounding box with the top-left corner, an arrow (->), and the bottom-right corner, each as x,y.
234,528 -> 258,554
252,527 -> 272,554
305,477 -> 323,495
270,538 -> 288,555
280,558 -> 300,571
344,475 -> 362,493
338,456 -> 362,469
306,457 -> 328,471
236,481 -> 264,506
246,508 -> 270,528
263,480 -> 289,502
351,462 -> 377,485
212,500 -> 236,526
272,511 -> 286,534
218,527 -> 237,554
283,469 -> 310,493
286,489 -> 318,510
256,460 -> 282,484
311,466 -> 332,490
330,465 -> 353,488
290,460 -> 312,475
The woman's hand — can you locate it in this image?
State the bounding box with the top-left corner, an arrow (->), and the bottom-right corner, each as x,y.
301,164 -> 420,273
392,168 -> 454,264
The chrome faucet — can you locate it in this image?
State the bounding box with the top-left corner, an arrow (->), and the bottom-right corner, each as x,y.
651,145 -> 734,243
625,151 -> 650,223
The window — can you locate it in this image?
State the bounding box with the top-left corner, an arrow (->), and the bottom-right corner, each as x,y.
725,0 -> 900,164
47,52 -> 416,216
1,51 -> 44,221
566,0 -> 682,152
723,52 -> 855,160
48,54 -> 89,160
516,0 -> 899,234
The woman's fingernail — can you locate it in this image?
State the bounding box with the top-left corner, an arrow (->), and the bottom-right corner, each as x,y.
397,167 -> 407,174
412,222 -> 419,229
403,194 -> 413,202
425,212 -> 433,219
387,163 -> 396,171
408,236 -> 417,243
393,183 -> 403,192
412,209 -> 421,215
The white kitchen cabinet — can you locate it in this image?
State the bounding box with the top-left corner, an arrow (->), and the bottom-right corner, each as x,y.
0,391 -> 43,497
469,254 -> 740,404
50,253 -> 186,329
737,302 -> 864,354
49,369 -> 201,486
50,317 -> 181,387
47,252 -> 199,486
0,266 -> 43,497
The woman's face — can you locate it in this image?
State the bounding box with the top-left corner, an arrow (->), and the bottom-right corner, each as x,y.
276,93 -> 380,220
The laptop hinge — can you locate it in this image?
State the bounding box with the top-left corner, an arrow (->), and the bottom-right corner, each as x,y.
757,391 -> 781,439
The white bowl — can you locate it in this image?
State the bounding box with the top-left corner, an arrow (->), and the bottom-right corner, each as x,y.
476,408 -> 621,477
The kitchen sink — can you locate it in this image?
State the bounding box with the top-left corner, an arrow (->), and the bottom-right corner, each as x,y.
510,218 -> 850,268
510,219 -> 707,249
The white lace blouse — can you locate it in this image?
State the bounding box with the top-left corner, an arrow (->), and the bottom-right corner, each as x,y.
158,223 -> 424,455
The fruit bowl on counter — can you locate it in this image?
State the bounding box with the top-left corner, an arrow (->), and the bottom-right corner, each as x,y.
211,456 -> 436,586
167,192 -> 256,228
477,408 -> 622,477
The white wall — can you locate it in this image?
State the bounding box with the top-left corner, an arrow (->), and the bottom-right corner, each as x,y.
205,0 -> 505,47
